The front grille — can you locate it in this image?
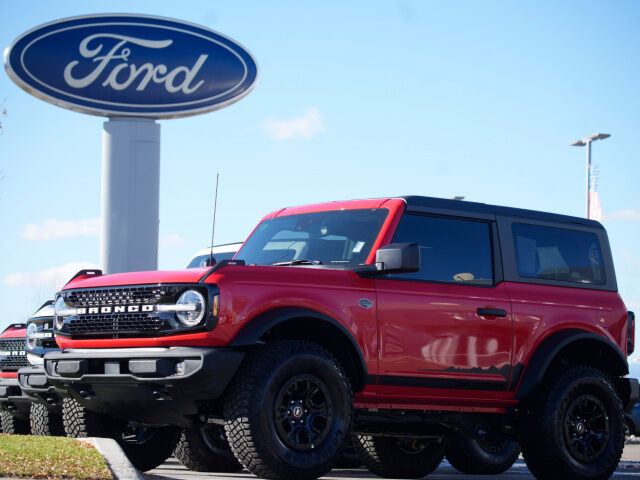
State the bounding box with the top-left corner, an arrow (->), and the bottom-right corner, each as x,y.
0,338 -> 28,370
66,286 -> 171,307
60,284 -> 208,339
67,313 -> 163,335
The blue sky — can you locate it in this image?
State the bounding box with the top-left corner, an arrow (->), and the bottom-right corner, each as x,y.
0,1 -> 638,371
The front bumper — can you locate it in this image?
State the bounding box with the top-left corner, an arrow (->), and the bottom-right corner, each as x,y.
0,377 -> 31,420
18,365 -> 65,415
44,346 -> 245,427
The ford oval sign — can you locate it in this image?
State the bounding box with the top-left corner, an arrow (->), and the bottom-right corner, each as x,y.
3,14 -> 258,118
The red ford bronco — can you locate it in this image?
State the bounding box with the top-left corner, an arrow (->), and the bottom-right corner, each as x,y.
46,196 -> 637,480
0,323 -> 30,433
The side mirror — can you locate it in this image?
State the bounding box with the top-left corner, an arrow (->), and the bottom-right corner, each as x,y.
375,243 -> 420,274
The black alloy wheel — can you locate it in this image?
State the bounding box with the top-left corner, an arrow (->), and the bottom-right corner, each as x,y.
563,394 -> 610,463
274,374 -> 333,452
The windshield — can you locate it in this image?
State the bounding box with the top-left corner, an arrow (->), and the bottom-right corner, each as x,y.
237,208 -> 389,266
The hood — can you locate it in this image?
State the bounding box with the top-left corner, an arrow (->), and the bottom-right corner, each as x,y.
63,268 -> 210,290
0,325 -> 26,338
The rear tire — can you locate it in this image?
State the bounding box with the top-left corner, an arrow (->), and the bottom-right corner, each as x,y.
355,435 -> 444,479
224,340 -> 353,480
334,436 -> 362,469
0,409 -> 30,434
519,366 -> 625,480
30,402 -> 65,436
63,397 -> 179,471
174,426 -> 242,472
445,436 -> 520,475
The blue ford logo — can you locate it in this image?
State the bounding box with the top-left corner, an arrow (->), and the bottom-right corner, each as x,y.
3,14 -> 258,118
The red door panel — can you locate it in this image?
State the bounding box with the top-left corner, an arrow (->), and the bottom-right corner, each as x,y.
375,279 -> 513,407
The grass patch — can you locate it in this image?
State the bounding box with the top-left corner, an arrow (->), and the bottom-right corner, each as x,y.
0,434 -> 112,479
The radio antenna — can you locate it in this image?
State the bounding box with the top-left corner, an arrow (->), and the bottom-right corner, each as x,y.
209,173 -> 220,267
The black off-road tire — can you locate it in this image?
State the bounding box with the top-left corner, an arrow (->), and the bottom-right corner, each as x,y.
445,436 -> 520,475
0,409 -> 30,434
355,435 -> 445,478
334,437 -> 362,468
63,397 -> 110,437
63,397 -> 179,471
519,365 -> 625,480
30,402 -> 65,436
174,426 -> 242,472
224,340 -> 353,480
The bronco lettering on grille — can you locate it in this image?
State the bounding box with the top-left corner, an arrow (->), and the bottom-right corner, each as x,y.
76,305 -> 155,315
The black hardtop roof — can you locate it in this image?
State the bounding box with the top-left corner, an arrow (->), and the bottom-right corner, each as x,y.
401,195 -> 602,228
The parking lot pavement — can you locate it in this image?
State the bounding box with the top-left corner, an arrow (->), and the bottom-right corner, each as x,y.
147,444 -> 640,480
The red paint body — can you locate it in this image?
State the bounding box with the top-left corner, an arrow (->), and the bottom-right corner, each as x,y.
57,198 -> 630,413
0,325 -> 26,379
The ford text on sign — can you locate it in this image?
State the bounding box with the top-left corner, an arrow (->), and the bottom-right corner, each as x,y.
3,14 -> 258,118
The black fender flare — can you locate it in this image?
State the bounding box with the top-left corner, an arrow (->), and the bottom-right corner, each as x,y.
229,306 -> 368,391
515,329 -> 629,399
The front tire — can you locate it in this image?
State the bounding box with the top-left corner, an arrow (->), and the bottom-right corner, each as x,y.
174,426 -> 242,472
519,366 -> 625,480
355,435 -> 444,478
224,340 -> 353,480
30,402 -> 65,436
63,397 -> 179,471
0,409 -> 30,435
445,436 -> 520,475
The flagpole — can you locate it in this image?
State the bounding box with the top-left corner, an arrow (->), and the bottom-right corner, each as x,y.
586,140 -> 591,219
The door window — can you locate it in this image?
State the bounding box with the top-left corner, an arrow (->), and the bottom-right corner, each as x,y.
391,214 -> 494,284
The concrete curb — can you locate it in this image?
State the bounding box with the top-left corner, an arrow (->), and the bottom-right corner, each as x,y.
79,437 -> 143,480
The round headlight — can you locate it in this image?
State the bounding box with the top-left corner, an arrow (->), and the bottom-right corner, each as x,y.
26,322 -> 38,350
54,296 -> 71,330
176,289 -> 205,327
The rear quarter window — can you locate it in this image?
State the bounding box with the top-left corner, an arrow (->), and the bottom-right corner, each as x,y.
512,223 -> 605,285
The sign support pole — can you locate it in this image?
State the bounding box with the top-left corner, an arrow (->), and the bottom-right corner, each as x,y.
101,118 -> 160,274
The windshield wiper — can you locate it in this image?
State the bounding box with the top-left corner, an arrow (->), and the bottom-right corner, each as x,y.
272,259 -> 323,266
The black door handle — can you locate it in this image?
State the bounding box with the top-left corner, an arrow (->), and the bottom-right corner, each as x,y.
477,308 -> 507,317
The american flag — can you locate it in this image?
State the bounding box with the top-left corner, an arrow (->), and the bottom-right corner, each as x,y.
589,165 -> 603,221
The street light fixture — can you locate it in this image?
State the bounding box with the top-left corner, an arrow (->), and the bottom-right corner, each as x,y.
569,133 -> 610,218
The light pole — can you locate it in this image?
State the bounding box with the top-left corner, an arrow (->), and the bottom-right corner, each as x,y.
569,133 -> 610,218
